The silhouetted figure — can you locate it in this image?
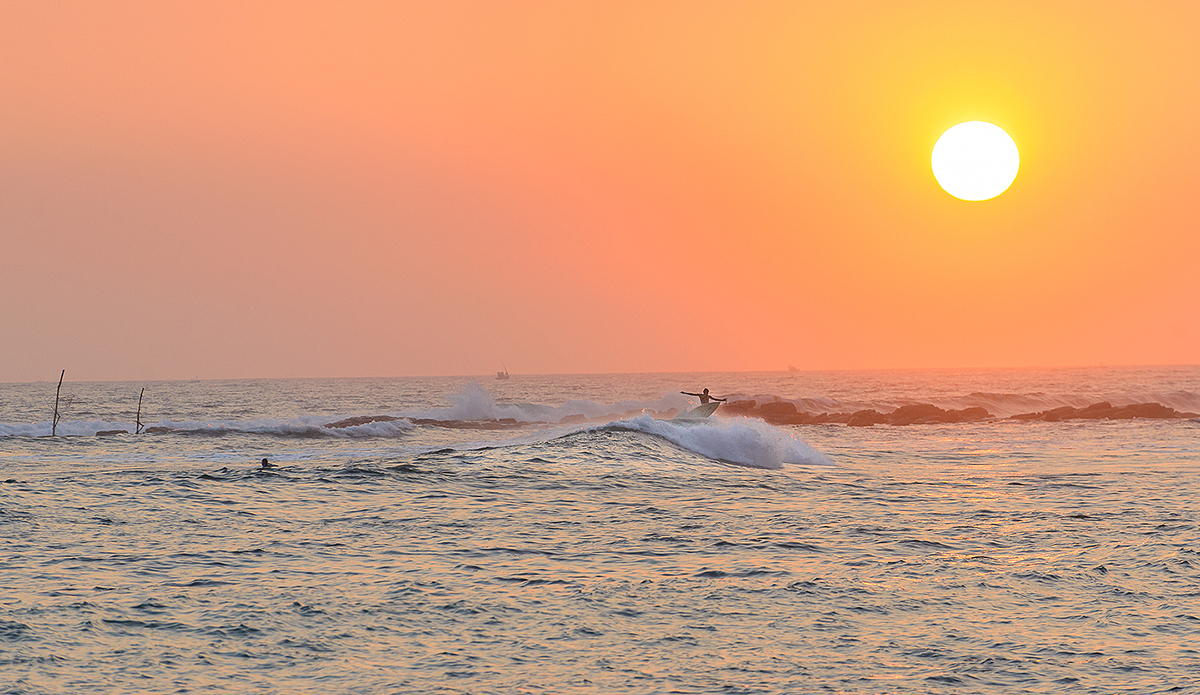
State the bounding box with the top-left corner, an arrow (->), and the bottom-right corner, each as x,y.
260,458 -> 276,469
681,388 -> 726,405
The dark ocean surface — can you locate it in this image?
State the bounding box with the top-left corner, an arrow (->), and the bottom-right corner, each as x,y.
2,367 -> 1198,693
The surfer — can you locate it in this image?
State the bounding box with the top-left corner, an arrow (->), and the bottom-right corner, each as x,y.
260,458 -> 275,469
681,388 -> 726,405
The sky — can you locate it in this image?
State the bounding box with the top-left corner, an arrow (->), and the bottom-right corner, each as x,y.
2,1 -> 1198,382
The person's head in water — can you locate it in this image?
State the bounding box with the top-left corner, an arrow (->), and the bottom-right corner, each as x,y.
261,458 -> 272,468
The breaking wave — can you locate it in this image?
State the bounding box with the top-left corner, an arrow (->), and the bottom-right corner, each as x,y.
593,415 -> 833,470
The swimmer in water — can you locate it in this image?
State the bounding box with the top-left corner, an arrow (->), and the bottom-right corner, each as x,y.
680,388 -> 726,405
260,458 -> 275,469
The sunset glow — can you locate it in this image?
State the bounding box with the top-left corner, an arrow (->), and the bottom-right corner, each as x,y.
1,2 -> 1198,380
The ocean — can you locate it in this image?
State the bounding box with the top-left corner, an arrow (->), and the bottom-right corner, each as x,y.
2,366 -> 1198,694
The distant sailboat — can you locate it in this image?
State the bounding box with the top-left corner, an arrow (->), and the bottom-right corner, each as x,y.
496,364 -> 510,380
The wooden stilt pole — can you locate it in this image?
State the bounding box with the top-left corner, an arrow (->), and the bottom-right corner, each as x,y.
52,369 -> 64,437
135,387 -> 145,435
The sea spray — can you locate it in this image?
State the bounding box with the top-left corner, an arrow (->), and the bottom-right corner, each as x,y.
417,382 -> 684,424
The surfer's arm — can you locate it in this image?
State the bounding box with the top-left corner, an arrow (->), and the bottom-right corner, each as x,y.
680,391 -> 701,397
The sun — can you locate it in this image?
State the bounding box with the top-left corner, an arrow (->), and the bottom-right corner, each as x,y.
931,121 -> 1020,201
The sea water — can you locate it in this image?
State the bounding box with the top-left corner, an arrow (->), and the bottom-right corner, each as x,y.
1,367 -> 1198,693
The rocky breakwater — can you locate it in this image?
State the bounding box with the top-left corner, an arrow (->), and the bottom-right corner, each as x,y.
720,399 -> 1197,427
1008,401 -> 1198,422
719,400 -> 992,426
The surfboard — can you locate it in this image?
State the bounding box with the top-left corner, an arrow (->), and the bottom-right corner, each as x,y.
672,401 -> 720,421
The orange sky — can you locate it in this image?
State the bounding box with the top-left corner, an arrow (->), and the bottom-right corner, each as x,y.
2,1 -> 1197,381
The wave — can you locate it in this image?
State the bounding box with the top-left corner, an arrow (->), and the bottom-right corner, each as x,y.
0,417 -> 417,439
411,414 -> 834,469
591,415 -> 833,470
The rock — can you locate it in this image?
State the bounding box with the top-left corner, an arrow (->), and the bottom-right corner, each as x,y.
1108,402 -> 1180,419
143,426 -> 173,434
887,403 -> 946,426
760,401 -> 799,422
1009,400 -> 1189,422
1009,411 -> 1043,421
1074,402 -> 1114,419
1040,406 -> 1079,422
325,415 -> 402,428
721,400 -> 757,415
847,409 -> 887,427
944,406 -> 992,423
96,429 -> 129,436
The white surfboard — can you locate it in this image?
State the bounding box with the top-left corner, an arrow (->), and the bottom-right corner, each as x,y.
672,401 -> 720,421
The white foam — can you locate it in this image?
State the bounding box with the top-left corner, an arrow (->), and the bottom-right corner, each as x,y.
0,420 -> 134,438
318,419 -> 417,438
597,415 -> 833,469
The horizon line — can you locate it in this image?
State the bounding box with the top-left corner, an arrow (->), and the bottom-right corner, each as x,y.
4,363 -> 1198,386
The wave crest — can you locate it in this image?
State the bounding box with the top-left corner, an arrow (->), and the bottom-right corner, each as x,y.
594,415 -> 832,469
